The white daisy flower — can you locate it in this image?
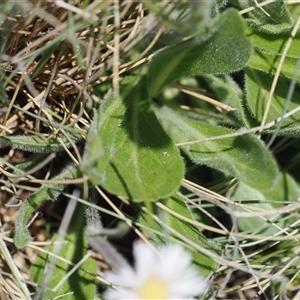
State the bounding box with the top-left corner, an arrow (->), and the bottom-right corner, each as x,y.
103,240 -> 208,300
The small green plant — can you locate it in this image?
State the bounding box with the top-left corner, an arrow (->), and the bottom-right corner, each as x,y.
0,0 -> 300,299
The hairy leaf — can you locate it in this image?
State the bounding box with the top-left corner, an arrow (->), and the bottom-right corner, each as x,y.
148,9 -> 252,96
156,106 -> 279,190
245,21 -> 300,82
14,163 -> 81,248
237,0 -> 293,29
83,75 -> 184,202
0,132 -> 82,153
247,49 -> 300,82
229,172 -> 299,235
246,27 -> 300,59
246,69 -> 300,135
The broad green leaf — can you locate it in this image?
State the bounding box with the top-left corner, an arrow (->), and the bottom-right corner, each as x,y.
143,1 -> 210,39
147,9 -> 252,96
246,69 -> 300,135
263,172 -> 299,201
83,75 -> 184,202
246,16 -> 300,82
287,3 -> 300,22
229,172 -> 299,235
156,106 -> 279,190
30,203 -> 96,300
246,27 -> 300,59
0,132 -> 82,153
245,20 -> 293,36
230,183 -> 284,235
171,108 -> 238,129
248,50 -> 300,81
14,163 -> 81,248
236,0 -> 293,29
140,194 -> 220,276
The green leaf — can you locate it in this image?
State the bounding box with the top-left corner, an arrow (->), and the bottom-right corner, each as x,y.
30,203 -> 96,300
245,69 -> 300,135
229,172 -> 299,235
246,27 -> 300,59
140,194 -> 219,276
156,106 -> 279,190
263,172 -> 299,201
83,75 -> 184,202
231,183 -> 284,235
14,163 -> 81,248
239,0 -> 293,29
210,0 -> 228,17
247,49 -> 300,82
288,2 -> 300,22
0,132 -> 82,153
30,41 -> 61,80
245,23 -> 300,82
13,153 -> 49,175
147,9 -> 252,96
203,74 -> 258,128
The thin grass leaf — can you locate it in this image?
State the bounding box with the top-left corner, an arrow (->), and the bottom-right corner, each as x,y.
0,239 -> 32,300
0,1 -> 14,106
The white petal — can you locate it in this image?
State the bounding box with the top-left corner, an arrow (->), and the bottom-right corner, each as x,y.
169,272 -> 208,297
103,288 -> 139,300
104,265 -> 137,287
103,241 -> 208,300
159,244 -> 192,280
103,289 -> 123,300
133,240 -> 159,282
159,244 -> 208,297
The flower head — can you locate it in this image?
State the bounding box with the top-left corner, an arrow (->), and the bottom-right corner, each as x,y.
103,240 -> 208,299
